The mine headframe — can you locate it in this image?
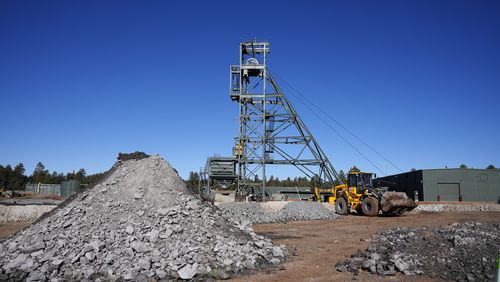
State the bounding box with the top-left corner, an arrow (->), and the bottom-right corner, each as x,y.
199,41 -> 339,201
228,40 -> 339,199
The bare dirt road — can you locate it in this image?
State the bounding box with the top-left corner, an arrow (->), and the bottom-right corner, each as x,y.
235,211 -> 500,282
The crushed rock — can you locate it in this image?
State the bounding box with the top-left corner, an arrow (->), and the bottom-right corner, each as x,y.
218,201 -> 340,224
413,203 -> 500,213
335,222 -> 500,281
0,155 -> 287,281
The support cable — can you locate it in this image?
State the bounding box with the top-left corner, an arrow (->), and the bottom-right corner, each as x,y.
268,70 -> 391,175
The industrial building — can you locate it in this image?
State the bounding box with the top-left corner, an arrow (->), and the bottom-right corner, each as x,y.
374,169 -> 500,203
24,180 -> 81,198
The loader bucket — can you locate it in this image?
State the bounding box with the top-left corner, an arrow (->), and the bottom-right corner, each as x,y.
380,191 -> 417,216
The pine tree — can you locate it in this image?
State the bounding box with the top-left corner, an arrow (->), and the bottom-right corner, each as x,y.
334,170 -> 347,186
186,171 -> 200,191
74,169 -> 86,182
253,174 -> 260,183
10,163 -> 27,190
32,162 -> 49,184
14,163 -> 25,175
349,166 -> 361,173
268,175 -> 275,186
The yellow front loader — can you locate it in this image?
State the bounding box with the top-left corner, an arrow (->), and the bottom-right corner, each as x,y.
314,171 -> 417,216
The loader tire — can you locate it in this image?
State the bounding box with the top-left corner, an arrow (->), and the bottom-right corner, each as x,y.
361,197 -> 379,216
335,197 -> 348,215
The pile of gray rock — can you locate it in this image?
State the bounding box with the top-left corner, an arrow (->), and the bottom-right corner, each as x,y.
336,222 -> 499,281
218,201 -> 340,224
413,203 -> 500,213
0,155 -> 287,281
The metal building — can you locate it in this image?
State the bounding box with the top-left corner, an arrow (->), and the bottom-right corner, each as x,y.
25,181 -> 81,198
61,180 -> 81,197
25,183 -> 61,196
374,169 -> 500,203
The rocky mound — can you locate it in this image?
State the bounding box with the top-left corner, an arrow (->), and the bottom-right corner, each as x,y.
335,222 -> 499,281
218,202 -> 340,224
0,155 -> 287,281
413,203 -> 500,213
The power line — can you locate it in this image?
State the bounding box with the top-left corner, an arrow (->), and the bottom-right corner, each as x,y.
269,69 -> 404,174
267,71 -> 388,175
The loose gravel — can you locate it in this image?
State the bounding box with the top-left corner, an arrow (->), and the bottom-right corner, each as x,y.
0,205 -> 58,223
0,155 -> 287,281
218,201 -> 340,224
413,203 -> 500,213
0,199 -> 63,206
335,222 -> 500,281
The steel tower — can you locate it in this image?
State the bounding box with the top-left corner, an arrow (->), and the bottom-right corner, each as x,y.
230,41 -> 339,199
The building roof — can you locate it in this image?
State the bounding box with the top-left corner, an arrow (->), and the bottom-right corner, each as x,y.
377,168 -> 500,179
422,168 -> 499,173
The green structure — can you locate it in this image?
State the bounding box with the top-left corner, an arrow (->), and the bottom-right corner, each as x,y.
61,180 -> 81,198
374,169 -> 500,203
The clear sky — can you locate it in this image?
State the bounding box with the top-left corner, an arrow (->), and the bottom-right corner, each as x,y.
1,0 -> 499,179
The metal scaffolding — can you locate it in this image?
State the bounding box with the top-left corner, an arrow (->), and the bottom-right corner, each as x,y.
230,40 -> 339,199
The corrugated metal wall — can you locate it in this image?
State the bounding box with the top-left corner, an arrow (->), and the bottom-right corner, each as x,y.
61,180 -> 81,197
25,184 -> 61,196
376,169 -> 500,202
422,169 -> 500,202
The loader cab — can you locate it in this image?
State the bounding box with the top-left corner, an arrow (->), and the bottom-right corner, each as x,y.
347,172 -> 374,194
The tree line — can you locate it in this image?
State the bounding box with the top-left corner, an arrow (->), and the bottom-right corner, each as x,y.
185,163 -> 500,191
0,162 -> 104,191
184,166 -> 361,191
459,164 -> 498,169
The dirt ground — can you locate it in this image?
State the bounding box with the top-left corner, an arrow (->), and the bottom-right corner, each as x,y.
235,211 -> 500,282
1,212 -> 499,281
0,221 -> 31,240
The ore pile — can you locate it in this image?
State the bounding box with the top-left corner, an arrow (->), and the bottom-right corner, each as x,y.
414,203 -> 500,213
336,222 -> 500,281
218,202 -> 340,224
0,155 -> 287,281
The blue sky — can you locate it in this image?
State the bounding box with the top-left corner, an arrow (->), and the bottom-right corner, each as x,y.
1,0 -> 499,179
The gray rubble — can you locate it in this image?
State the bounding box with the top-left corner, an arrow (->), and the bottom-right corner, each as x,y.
336,222 -> 500,281
413,203 -> 500,213
0,155 -> 287,281
0,199 -> 63,206
218,201 -> 340,224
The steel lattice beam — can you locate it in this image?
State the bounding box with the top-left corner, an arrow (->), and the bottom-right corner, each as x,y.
229,40 -> 339,198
